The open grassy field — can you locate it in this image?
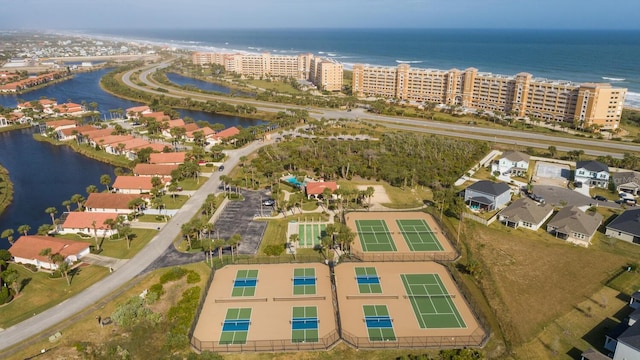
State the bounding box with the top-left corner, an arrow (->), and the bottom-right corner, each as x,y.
160,193 -> 190,209
56,229 -> 156,259
465,220 -> 631,348
0,264 -> 109,329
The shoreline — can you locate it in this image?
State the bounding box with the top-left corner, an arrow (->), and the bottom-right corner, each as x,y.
0,165 -> 14,220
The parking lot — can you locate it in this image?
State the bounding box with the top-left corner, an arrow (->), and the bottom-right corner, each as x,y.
531,185 -> 621,209
213,189 -> 271,255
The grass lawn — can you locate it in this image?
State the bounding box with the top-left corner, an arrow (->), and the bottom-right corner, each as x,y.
590,187 -> 619,201
0,264 -> 109,329
607,271 -> 640,296
337,178 -> 429,208
136,214 -> 168,223
99,229 -> 156,259
175,177 -> 204,191
160,194 -> 189,209
466,220 -> 631,345
243,79 -> 304,95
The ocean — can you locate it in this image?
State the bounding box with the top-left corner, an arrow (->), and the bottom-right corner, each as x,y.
81,28 -> 640,107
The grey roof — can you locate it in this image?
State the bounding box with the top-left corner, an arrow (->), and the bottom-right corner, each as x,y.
499,198 -> 553,224
576,160 -> 609,173
467,180 -> 511,196
619,320 -> 640,351
501,150 -> 530,163
613,171 -> 640,186
547,206 -> 603,237
607,208 -> 640,237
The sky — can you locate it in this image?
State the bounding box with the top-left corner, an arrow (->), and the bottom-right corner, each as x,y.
1,0 -> 639,30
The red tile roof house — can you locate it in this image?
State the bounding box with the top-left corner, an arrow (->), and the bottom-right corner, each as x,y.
104,138 -> 149,156
49,102 -> 85,116
160,119 -> 186,138
126,105 -> 151,119
84,193 -> 148,214
45,119 -> 77,132
142,112 -> 170,122
305,181 -> 339,200
90,135 -> 135,151
8,235 -> 91,270
57,124 -> 98,142
58,212 -> 120,237
134,164 -> 179,179
210,126 -> 240,145
79,128 -> 115,144
185,127 -> 215,142
112,176 -> 160,194
149,152 -> 187,165
18,99 -> 57,111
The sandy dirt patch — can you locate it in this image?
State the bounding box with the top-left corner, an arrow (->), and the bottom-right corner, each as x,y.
357,185 -> 390,205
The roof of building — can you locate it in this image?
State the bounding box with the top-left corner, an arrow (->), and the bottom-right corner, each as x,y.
305,181 -> 338,195
20,99 -> 56,108
580,348 -> 612,360
501,150 -> 530,163
613,171 -> 640,186
81,128 -> 114,139
548,206 -> 603,236
54,102 -> 83,113
59,125 -> 98,137
8,235 -> 91,263
213,126 -> 240,140
606,208 -> 640,237
134,164 -> 179,176
136,143 -> 168,152
114,138 -> 151,150
149,152 -> 187,164
499,197 -> 554,224
163,119 -> 185,128
187,127 -> 215,138
126,105 -> 150,113
618,321 -> 640,351
92,135 -> 135,146
45,119 -> 76,128
85,193 -> 145,210
112,176 -> 154,191
466,180 -> 511,196
576,160 -> 609,173
183,123 -> 199,132
62,212 -> 119,230
142,112 -> 170,122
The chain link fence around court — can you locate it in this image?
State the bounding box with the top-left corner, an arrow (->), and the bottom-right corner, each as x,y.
191,329 -> 341,353
348,248 -> 458,262
209,253 -> 326,269
340,327 -> 487,350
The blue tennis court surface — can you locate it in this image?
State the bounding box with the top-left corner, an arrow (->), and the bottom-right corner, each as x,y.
232,269 -> 258,297
234,279 -> 257,287
365,316 -> 393,329
293,277 -> 316,286
222,319 -> 250,332
292,317 -> 319,330
363,305 -> 396,341
355,267 -> 382,293
292,306 -> 319,343
220,308 -> 252,344
293,268 -> 316,295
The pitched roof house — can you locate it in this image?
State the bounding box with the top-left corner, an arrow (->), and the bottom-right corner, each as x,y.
464,180 -> 512,211
491,150 -> 530,177
134,163 -> 179,178
126,105 -> 151,119
612,171 -> 640,196
8,235 -> 91,270
547,206 -> 603,247
575,160 -> 610,188
210,126 -> 240,144
59,212 -> 120,237
605,208 -> 640,245
149,152 -> 187,165
112,176 -> 157,194
498,197 -> 554,231
84,193 -> 147,213
305,181 -> 339,199
45,119 -> 77,131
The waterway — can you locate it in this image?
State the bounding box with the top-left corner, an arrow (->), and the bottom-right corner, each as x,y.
0,68 -> 266,250
165,72 -> 254,98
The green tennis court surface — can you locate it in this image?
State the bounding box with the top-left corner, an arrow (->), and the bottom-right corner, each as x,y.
355,266 -> 382,293
291,306 -> 319,343
401,274 -> 466,329
396,219 -> 444,251
363,305 -> 396,341
356,219 -> 397,252
220,308 -> 252,344
298,223 -> 327,247
293,268 -> 317,295
231,269 -> 258,297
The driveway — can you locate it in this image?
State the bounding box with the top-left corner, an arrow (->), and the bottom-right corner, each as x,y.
212,189 -> 270,255
532,185 -> 621,209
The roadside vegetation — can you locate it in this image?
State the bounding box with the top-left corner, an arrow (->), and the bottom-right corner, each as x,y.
0,165 -> 14,218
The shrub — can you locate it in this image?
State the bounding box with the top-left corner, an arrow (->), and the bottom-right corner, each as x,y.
159,267 -> 187,284
263,244 -> 285,256
186,271 -> 201,284
0,286 -> 13,304
149,283 -> 164,298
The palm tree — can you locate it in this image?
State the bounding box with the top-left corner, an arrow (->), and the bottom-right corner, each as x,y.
70,194 -> 85,211
181,222 -> 195,250
18,224 -> 30,236
62,200 -> 72,212
228,234 -> 242,262
86,184 -> 98,194
2,268 -> 20,295
100,174 -> 112,192
38,247 -> 53,268
212,238 -> 226,263
45,207 -> 57,225
91,220 -> 101,251
288,233 -> 299,249
1,229 -> 15,245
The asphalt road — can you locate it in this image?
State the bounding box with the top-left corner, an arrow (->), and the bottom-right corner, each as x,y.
0,137 -> 274,352
121,60 -> 640,159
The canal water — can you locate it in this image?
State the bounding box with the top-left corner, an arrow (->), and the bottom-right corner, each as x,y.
0,69 -> 266,249
165,72 -> 255,98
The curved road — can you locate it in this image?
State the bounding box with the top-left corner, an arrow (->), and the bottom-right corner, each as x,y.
0,138 -> 274,352
122,60 -> 640,159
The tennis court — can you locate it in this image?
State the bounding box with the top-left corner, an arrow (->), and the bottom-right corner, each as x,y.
291,306 -> 319,343
396,219 -> 444,251
232,269 -> 258,297
355,266 -> 382,294
363,305 -> 396,341
293,267 -> 317,295
356,219 -> 397,252
298,223 -> 327,247
401,274 -> 466,329
220,308 -> 252,344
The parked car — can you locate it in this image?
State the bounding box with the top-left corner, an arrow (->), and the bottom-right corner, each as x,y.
574,181 -> 582,188
262,199 -> 275,206
593,195 -> 607,202
218,165 -> 224,172
529,193 -> 545,203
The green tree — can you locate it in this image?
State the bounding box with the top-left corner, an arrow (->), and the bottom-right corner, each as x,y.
62,200 -> 72,212
1,229 -> 14,245
86,184 -> 99,194
2,268 -> 20,295
212,238 -> 226,262
228,234 -> 241,262
70,193 -> 85,211
18,224 -> 30,236
547,146 -> 557,158
45,207 -> 57,225
100,174 -> 112,192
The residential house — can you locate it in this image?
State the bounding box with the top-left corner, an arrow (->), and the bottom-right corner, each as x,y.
58,212 -> 120,237
498,197 -> 554,231
575,160 -> 610,188
78,128 -> 115,144
104,138 -> 147,156
141,111 -> 170,122
18,99 -> 57,111
305,181 -> 339,200
112,176 -> 161,194
595,299 -> 640,359
210,126 -> 240,144
8,235 -> 91,270
57,124 -> 98,141
126,105 -> 151,119
84,193 -> 147,213
605,208 -> 640,245
44,119 -> 77,132
613,322 -> 640,360
463,180 -> 512,211
134,164 -> 179,179
185,126 -> 215,143
90,135 -> 134,151
149,152 -> 187,165
51,102 -> 84,116
491,150 -> 530,177
547,206 -> 603,246
612,171 -> 640,196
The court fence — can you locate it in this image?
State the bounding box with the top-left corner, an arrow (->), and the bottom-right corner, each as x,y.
348,248 -> 458,262
190,329 -> 341,353
210,253 -> 326,269
341,327 -> 487,350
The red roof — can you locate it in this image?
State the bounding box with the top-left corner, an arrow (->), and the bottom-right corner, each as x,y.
60,125 -> 97,137
183,123 -> 199,132
92,135 -> 135,146
134,163 -> 179,176
163,119 -> 185,128
85,193 -> 146,210
143,112 -> 170,122
126,105 -> 150,113
9,235 -> 91,263
187,127 -> 215,138
45,119 -> 76,128
149,152 -> 187,164
305,181 -> 338,195
54,103 -> 83,113
213,126 -> 240,140
112,176 -> 155,191
134,142 -> 167,152
62,212 -> 119,230
82,128 -> 114,139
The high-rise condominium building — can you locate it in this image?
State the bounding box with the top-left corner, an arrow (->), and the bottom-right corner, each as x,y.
352,64 -> 626,130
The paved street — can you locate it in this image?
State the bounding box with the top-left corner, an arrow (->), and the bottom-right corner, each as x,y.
0,137 -> 274,352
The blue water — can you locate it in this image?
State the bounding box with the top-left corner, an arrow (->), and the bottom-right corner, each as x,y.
87,28 -> 640,107
0,128 -> 116,249
165,72 -> 254,98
